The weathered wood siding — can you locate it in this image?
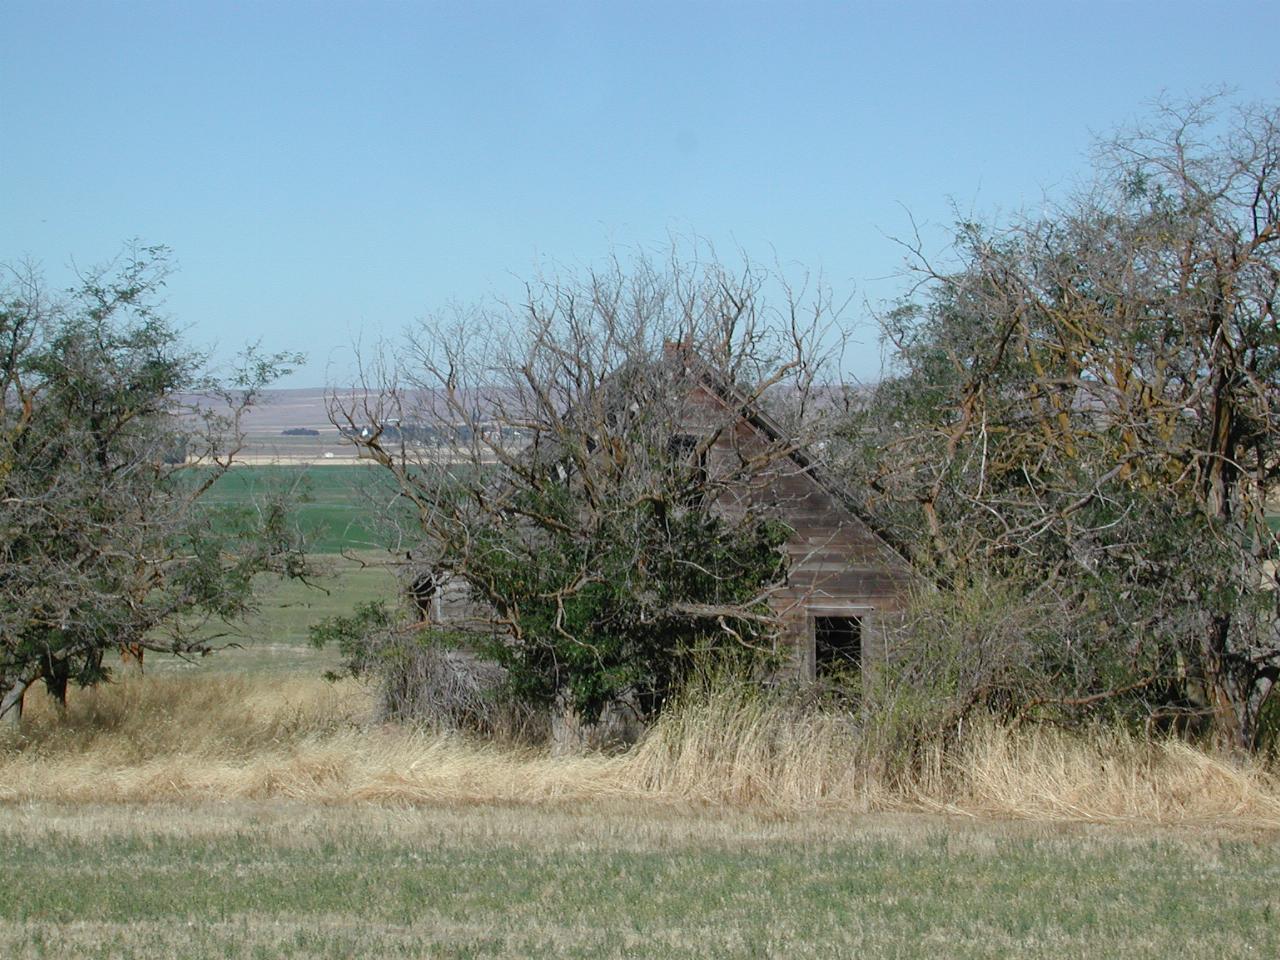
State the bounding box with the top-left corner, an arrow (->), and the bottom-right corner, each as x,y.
431,376 -> 915,679
430,574 -> 499,634
688,382 -> 914,676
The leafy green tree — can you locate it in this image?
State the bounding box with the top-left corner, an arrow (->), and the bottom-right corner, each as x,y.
0,245 -> 306,722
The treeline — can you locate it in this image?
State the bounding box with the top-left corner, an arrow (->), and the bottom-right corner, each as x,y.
324,96 -> 1279,755
5,95 -> 1277,760
337,422 -> 526,445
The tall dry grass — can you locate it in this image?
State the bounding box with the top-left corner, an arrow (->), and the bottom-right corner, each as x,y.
626,681 -> 1280,826
3,673 -> 1279,827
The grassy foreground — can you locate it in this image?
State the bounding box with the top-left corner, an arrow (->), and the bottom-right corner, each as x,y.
7,549 -> 1280,958
3,676 -> 1280,957
2,803 -> 1277,960
6,673 -> 1280,821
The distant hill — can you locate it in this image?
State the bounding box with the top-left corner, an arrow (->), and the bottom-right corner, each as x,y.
175,382 -> 878,465
235,388 -> 334,433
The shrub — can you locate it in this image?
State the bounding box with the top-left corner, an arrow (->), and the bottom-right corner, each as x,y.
310,604 -> 543,740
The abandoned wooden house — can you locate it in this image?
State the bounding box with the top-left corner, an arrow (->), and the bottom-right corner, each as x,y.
413,346 -> 915,683
666,349 -> 915,680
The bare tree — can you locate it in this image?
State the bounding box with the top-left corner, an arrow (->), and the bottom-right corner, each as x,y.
330,249 -> 845,723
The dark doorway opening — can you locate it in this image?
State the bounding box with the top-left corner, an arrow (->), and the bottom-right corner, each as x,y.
814,615 -> 862,678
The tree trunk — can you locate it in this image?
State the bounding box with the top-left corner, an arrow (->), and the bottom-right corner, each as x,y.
1197,337 -> 1258,752
0,677 -> 30,730
1200,614 -> 1258,752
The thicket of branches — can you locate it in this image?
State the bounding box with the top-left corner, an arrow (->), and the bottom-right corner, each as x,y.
843,97 -> 1280,750
331,251 -> 843,726
0,245 -> 306,723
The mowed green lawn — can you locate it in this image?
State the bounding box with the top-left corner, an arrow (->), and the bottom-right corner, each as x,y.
1,805 -> 1276,960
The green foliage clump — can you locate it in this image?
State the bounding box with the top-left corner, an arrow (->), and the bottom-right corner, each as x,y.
465,489 -> 790,724
310,602 -> 540,737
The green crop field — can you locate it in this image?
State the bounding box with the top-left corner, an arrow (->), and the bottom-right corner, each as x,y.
149,465 -> 406,675
149,552 -> 399,676
198,465 -> 401,554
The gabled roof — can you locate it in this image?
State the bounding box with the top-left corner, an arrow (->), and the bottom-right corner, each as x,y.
665,343 -> 914,568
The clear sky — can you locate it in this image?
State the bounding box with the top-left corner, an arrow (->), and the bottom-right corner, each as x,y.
3,1 -> 1277,386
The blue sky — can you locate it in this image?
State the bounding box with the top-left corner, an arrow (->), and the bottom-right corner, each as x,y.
3,1 -> 1277,386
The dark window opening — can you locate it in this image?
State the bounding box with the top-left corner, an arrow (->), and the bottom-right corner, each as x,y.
814,616 -> 862,678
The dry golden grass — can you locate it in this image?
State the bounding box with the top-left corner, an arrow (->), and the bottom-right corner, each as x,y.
3,674 -> 624,807
628,682 -> 1280,828
4,673 -> 1279,829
